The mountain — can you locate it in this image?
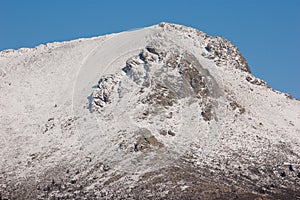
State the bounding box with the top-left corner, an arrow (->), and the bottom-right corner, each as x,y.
0,22 -> 299,199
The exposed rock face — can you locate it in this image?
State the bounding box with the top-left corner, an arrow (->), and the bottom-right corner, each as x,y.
246,74 -> 269,87
202,37 -> 251,73
92,45 -> 220,123
92,75 -> 120,108
1,23 -> 300,199
134,128 -> 164,152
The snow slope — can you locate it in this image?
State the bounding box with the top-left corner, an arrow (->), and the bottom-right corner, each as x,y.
0,23 -> 299,199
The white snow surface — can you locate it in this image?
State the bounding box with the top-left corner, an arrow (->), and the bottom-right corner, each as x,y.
0,22 -> 300,198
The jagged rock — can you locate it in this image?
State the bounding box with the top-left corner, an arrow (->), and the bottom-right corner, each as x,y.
246,75 -> 268,87
145,46 -> 160,56
179,53 -> 209,98
93,46 -> 219,125
230,101 -> 246,114
167,130 -> 176,136
92,75 -> 119,109
159,129 -> 168,136
134,128 -> 164,152
144,83 -> 178,107
203,37 -> 251,73
201,105 -> 213,121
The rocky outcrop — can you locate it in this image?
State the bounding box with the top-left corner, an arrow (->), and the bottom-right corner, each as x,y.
202,37 -> 251,73
246,75 -> 269,87
159,22 -> 251,74
92,75 -> 120,109
134,128 -> 164,152
92,45 -> 220,122
141,83 -> 178,108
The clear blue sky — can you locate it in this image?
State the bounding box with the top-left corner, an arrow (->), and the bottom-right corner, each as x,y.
1,0 -> 299,99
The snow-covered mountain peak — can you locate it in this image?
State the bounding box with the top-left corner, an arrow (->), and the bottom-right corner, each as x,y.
1,23 -> 300,199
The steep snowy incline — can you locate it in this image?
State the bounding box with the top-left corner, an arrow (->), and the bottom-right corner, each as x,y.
0,23 -> 299,199
73,27 -> 156,154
